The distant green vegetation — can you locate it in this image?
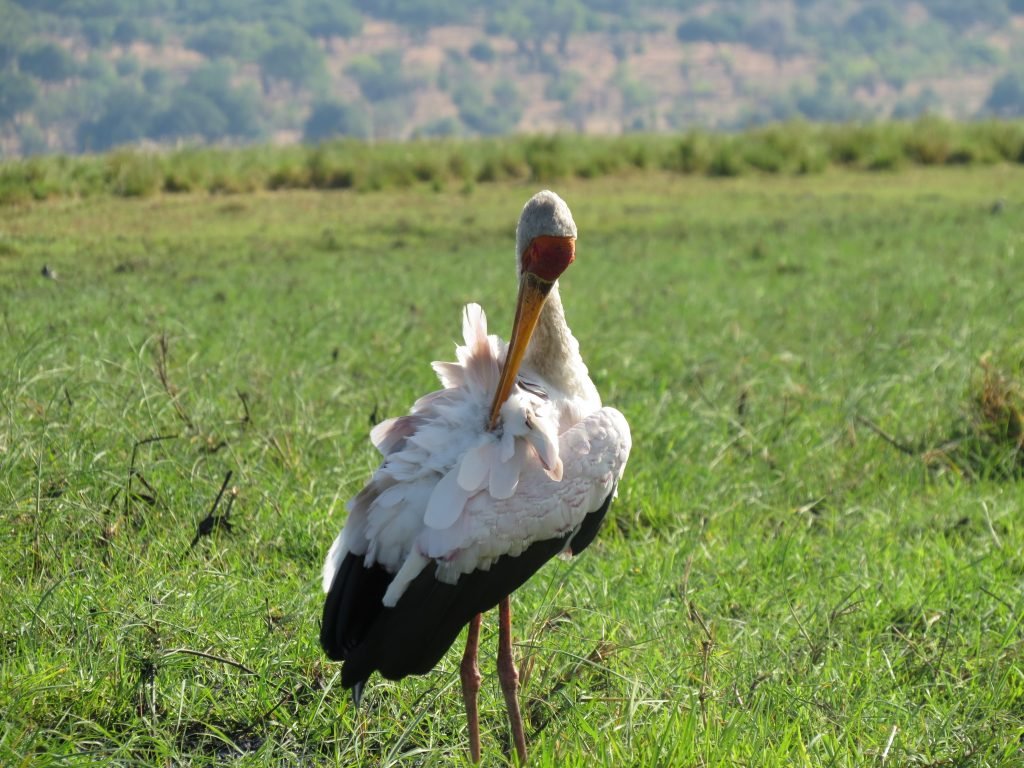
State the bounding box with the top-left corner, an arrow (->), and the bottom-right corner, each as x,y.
2,0 -> 1024,155
2,119 -> 1023,205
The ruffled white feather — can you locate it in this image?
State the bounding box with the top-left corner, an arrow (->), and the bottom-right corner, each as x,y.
321,302 -> 631,604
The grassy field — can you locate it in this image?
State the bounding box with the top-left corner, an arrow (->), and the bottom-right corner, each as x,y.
3,119 -> 1024,205
1,165 -> 1023,766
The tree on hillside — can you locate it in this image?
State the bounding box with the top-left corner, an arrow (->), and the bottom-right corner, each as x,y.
18,43 -> 77,82
541,0 -> 584,55
793,73 -> 867,122
303,0 -> 362,39
468,40 -> 495,63
919,0 -> 1009,28
613,65 -> 655,131
303,99 -> 371,141
0,71 -> 37,123
75,86 -> 155,151
185,63 -> 262,138
742,17 -> 798,57
81,19 -> 116,47
0,0 -> 34,67
151,91 -> 228,141
142,67 -> 169,94
353,0 -> 473,32
17,121 -> 49,155
415,116 -> 460,137
486,0 -> 585,62
80,53 -> 117,83
890,87 -> 941,120
844,4 -> 898,38
186,21 -> 260,60
843,4 -> 905,53
675,11 -> 744,44
544,68 -> 583,103
112,19 -> 139,45
983,72 -> 1024,118
258,32 -> 327,92
582,0 -> 703,10
346,50 -> 416,102
115,56 -> 140,77
112,18 -> 164,46
15,0 -> 171,15
452,79 -> 523,135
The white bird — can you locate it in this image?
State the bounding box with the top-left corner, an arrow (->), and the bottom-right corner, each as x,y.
320,190 -> 631,763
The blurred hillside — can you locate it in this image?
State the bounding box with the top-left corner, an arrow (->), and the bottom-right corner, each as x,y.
2,0 -> 1024,157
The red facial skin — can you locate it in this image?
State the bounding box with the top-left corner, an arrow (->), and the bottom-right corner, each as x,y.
521,235 -> 576,282
486,234 -> 576,430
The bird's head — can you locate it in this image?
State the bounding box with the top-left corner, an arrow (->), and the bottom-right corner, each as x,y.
488,191 -> 578,431
515,190 -> 577,283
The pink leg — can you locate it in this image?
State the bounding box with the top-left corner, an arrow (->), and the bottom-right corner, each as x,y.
461,613 -> 483,764
498,597 -> 528,765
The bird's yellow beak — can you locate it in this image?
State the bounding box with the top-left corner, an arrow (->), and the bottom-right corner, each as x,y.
487,236 -> 575,431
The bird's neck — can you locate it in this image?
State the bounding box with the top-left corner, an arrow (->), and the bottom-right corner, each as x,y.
524,284 -> 600,407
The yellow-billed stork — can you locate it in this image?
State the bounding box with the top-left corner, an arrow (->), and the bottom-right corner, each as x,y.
320,190 -> 631,763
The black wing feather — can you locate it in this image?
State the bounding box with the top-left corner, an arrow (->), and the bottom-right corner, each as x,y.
321,488 -> 616,694
320,553 -> 392,661
565,487 -> 614,556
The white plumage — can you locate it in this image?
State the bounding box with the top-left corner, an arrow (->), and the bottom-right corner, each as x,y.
322,301 -> 631,603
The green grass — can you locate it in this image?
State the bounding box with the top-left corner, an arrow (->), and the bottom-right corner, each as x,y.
2,119 -> 1024,206
1,165 -> 1023,766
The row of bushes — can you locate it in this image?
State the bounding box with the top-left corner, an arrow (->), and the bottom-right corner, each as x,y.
2,118 -> 1024,204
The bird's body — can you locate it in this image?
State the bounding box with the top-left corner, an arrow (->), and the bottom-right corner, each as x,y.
320,190 -> 631,762
321,303 -> 629,685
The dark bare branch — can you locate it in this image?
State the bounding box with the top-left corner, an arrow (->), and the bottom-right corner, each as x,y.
189,471 -> 236,548
856,415 -> 918,456
125,434 -> 178,519
153,332 -> 195,429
